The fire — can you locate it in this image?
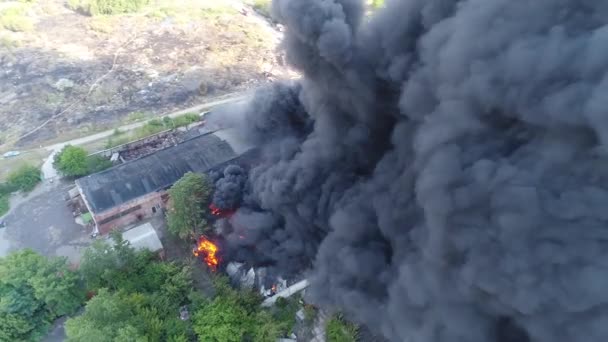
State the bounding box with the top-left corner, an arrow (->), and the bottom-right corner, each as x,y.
209,203 -> 221,216
209,203 -> 236,217
193,236 -> 219,270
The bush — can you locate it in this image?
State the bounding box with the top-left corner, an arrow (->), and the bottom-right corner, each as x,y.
54,145 -> 89,177
252,0 -> 271,18
0,195 -> 8,217
86,155 -> 113,174
0,5 -> 34,32
326,314 -> 360,342
7,165 -> 41,193
68,0 -> 150,16
172,113 -> 199,128
54,145 -> 112,177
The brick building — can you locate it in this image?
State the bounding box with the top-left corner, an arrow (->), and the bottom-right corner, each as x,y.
76,129 -> 255,235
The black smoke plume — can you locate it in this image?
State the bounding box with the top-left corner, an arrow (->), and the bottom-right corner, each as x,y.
210,0 -> 608,341
211,165 -> 247,211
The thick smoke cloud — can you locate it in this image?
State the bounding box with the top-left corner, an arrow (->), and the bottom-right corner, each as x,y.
216,0 -> 608,341
212,165 -> 247,210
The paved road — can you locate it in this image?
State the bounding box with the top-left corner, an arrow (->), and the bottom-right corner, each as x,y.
40,93 -> 250,179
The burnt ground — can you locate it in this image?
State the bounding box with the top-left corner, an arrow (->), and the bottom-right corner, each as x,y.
0,0 -> 290,148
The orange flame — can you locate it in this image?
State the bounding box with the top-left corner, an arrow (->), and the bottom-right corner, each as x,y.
193,236 -> 219,270
209,203 -> 236,217
210,203 -> 222,216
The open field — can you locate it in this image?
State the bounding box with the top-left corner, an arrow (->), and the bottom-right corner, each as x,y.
0,0 -> 289,148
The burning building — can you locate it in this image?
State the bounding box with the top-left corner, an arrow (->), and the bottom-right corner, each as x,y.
202,0 -> 608,342
76,130 -> 256,235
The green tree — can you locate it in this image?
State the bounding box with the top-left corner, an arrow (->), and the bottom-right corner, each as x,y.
166,172 -> 213,240
86,155 -> 113,174
79,231 -> 137,291
7,165 -> 41,192
65,289 -> 136,342
326,313 -> 360,342
193,295 -> 254,342
0,250 -> 83,341
54,145 -> 89,177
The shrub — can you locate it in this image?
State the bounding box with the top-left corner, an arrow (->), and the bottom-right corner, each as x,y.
54,145 -> 89,177
252,0 -> 271,18
68,0 -> 150,16
0,5 -> 34,32
172,113 -> 199,128
54,145 -> 112,177
7,165 -> 40,193
326,314 -> 360,342
0,195 -> 8,217
86,155 -> 113,174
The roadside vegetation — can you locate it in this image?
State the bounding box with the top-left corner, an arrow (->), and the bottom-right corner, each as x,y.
167,172 -> 213,240
326,313 -> 360,342
0,2 -> 34,32
106,113 -> 200,148
67,0 -> 150,16
0,164 -> 41,216
251,0 -> 272,18
53,145 -> 112,178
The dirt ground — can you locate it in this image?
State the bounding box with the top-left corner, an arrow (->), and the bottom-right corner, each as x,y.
0,0 -> 289,148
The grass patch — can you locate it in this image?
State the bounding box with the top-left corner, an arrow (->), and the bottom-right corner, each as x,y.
106,113 -> 199,148
252,0 -> 271,18
7,164 -> 41,192
0,194 -> 8,217
68,0 -> 150,16
123,111 -> 147,123
88,15 -> 116,33
0,4 -> 34,32
0,163 -> 41,214
326,313 -> 360,342
0,34 -> 20,49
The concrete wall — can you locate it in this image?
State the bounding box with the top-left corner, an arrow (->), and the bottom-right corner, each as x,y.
95,191 -> 166,235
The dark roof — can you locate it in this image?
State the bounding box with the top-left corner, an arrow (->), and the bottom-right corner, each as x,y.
76,132 -> 239,214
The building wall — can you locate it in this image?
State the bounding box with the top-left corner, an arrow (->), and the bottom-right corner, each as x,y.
95,191 -> 165,235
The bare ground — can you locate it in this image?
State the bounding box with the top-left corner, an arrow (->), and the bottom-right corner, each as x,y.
0,0 -> 289,148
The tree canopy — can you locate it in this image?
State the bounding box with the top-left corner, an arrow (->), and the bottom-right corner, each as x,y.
66,234 -> 194,341
6,164 -> 41,192
0,250 -> 83,341
167,172 -> 213,240
54,145 -> 89,177
54,145 -> 112,178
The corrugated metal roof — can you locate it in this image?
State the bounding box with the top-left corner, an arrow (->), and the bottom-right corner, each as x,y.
76,131 -> 242,214
122,223 -> 163,252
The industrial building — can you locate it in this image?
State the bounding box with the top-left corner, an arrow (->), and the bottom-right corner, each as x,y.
75,129 -> 254,235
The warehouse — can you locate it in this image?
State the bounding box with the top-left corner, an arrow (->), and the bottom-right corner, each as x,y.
76,129 -> 254,235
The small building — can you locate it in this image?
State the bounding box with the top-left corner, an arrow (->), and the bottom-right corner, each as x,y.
122,223 -> 164,258
76,130 -> 255,235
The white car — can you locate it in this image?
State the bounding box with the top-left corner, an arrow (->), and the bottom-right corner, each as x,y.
2,151 -> 20,158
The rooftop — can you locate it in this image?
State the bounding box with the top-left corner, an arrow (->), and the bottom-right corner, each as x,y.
77,130 -> 252,214
121,223 -> 163,253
